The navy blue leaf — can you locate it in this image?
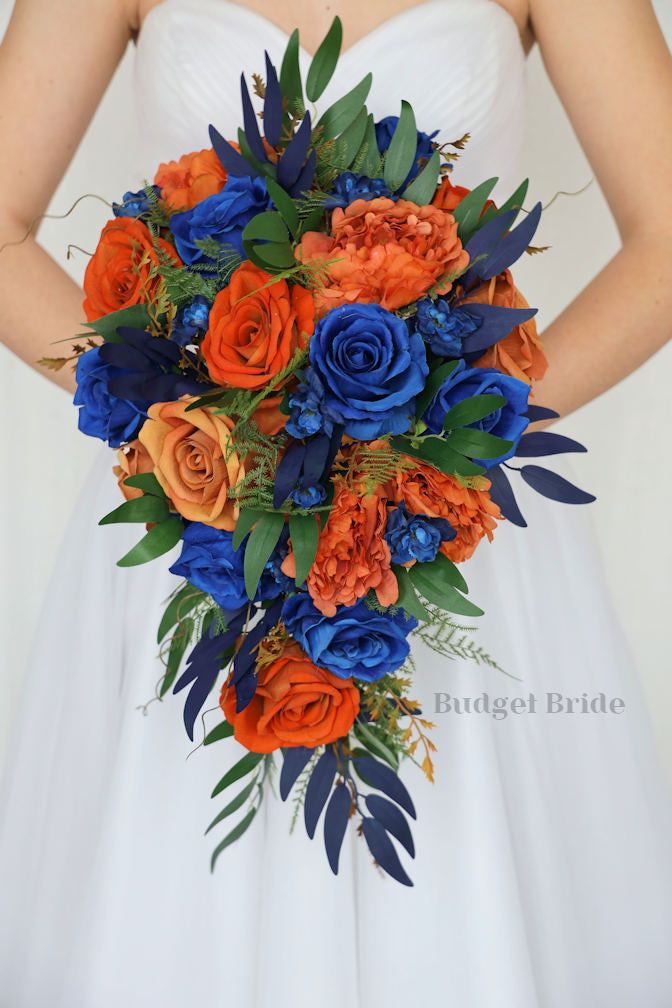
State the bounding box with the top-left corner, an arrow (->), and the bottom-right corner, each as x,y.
365,794 -> 415,858
279,746 -> 314,800
174,617 -> 244,740
288,149 -> 317,198
464,208 -> 517,272
515,432 -> 587,457
361,818 -> 413,886
209,124 -> 257,178
263,53 -> 282,149
478,202 -> 543,282
460,303 -> 538,355
240,73 -> 268,164
520,465 -> 596,504
277,112 -> 312,189
300,434 -> 330,487
273,442 -> 306,508
487,465 -> 527,528
231,599 -> 283,712
525,404 -> 559,422
304,748 -> 337,839
353,756 -> 416,819
324,782 -> 351,874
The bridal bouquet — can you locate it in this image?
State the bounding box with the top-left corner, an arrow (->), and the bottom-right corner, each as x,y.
53,18 -> 594,885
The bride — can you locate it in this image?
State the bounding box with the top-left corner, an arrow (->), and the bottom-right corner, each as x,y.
1,0 -> 672,1005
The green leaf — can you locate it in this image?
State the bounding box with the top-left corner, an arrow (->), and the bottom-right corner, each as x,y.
353,719 -> 399,770
160,617 -> 193,697
157,583 -> 203,643
205,779 -> 256,835
317,73 -> 372,140
480,178 -> 529,228
210,807 -> 258,872
442,394 -> 507,430
280,29 -> 303,114
414,359 -> 460,419
116,516 -> 183,568
393,565 -> 433,622
122,472 -> 165,498
334,106 -> 369,169
211,751 -> 264,798
232,507 -> 265,552
84,303 -> 150,343
99,495 -> 169,526
401,149 -> 441,205
445,428 -> 513,460
244,512 -> 285,598
409,565 -> 484,618
265,179 -> 299,235
246,241 -> 296,271
306,16 -> 342,102
242,211 -> 290,244
383,100 -> 417,192
204,720 -> 234,746
356,113 -> 382,178
431,552 -> 469,594
390,436 -> 485,478
453,177 -> 498,241
288,512 -> 320,587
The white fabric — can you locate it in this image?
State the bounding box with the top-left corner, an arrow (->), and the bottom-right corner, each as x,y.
2,2 -> 672,1005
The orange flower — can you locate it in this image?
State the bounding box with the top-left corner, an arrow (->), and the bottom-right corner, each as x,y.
220,641 -> 359,753
461,270 -> 548,383
283,483 -> 398,617
112,439 -> 153,501
138,400 -> 244,530
432,176 -> 471,212
202,262 -> 315,390
296,197 -> 469,316
394,461 -> 501,563
82,217 -> 180,322
154,148 -> 228,211
250,394 -> 287,436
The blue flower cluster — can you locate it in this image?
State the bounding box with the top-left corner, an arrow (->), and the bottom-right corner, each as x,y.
112,186 -> 160,219
385,503 -> 456,565
171,295 -> 212,346
412,298 -> 479,357
325,171 -> 395,209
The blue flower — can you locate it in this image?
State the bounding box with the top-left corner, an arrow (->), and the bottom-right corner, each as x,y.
413,298 -> 478,357
112,186 -> 160,219
282,595 -> 416,682
169,176 -> 270,266
374,116 -> 438,186
170,524 -> 248,611
291,484 -> 327,509
385,503 -> 456,564
325,172 -> 395,209
73,346 -> 149,448
171,295 -> 211,346
424,360 -> 530,465
285,370 -> 334,439
309,303 -> 428,440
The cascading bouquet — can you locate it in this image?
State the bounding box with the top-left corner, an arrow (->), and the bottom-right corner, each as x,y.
48,18 -> 594,885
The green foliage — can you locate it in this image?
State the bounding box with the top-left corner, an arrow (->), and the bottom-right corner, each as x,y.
84,304 -> 151,342
306,16 -> 342,102
317,73 -> 372,140
280,29 -> 304,122
393,565 -> 433,622
244,512 -> 285,598
409,560 -> 483,618
116,516 -> 183,568
203,720 -> 234,745
288,512 -> 320,586
383,101 -> 417,192
453,177 -> 498,242
391,434 -> 486,478
122,472 -> 165,498
402,150 -> 441,205
442,393 -> 507,430
412,608 -> 509,676
99,495 -> 169,526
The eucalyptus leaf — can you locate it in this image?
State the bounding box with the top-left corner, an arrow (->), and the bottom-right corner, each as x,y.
414,359 -> 460,419
244,512 -> 285,598
442,394 -> 507,430
401,150 -> 441,205
334,106 -> 369,169
265,179 -> 299,235
289,512 -> 320,587
99,495 -> 169,526
409,566 -> 483,617
210,807 -> 258,872
445,427 -> 513,460
353,719 -> 399,770
232,507 -> 265,551
383,100 -> 417,192
280,29 -> 304,115
317,73 -> 372,140
355,113 -> 382,178
122,472 -> 165,498
211,751 -> 264,799
203,720 -> 234,746
242,211 -> 290,244
84,304 -> 150,342
453,177 -> 498,242
390,435 -> 486,478
205,780 -> 256,835
160,617 -> 193,697
306,16 -> 343,102
117,516 -> 183,568
157,583 -> 204,643
393,565 -> 433,622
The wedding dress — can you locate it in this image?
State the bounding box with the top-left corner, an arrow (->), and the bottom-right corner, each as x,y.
2,2 -> 672,1005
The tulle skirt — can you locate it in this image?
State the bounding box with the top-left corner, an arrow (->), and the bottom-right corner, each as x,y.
1,449 -> 671,1007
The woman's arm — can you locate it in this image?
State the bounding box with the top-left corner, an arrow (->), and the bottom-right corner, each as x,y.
528,0 -> 672,417
0,0 -> 137,392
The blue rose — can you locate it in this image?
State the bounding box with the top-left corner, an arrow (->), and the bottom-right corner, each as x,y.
282,595 -> 416,682
112,186 -> 160,219
170,524 -> 248,611
325,171 -> 395,209
309,303 -> 429,440
424,360 -> 530,465
171,295 -> 212,346
73,346 -> 149,448
169,176 -> 270,266
374,116 -> 438,185
285,369 -> 334,439
413,298 -> 478,357
385,503 -> 456,564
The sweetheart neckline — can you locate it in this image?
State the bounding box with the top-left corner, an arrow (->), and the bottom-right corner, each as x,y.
138,0 -> 526,62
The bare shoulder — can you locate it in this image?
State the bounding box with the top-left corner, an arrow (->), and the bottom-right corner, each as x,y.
492,0 -> 534,49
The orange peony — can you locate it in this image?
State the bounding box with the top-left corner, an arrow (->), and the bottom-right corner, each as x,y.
154,148 -> 228,211
296,197 -> 469,316
202,262 -> 315,390
220,641 -> 359,753
138,400 -> 244,530
461,269 -> 548,383
113,439 -> 154,501
82,217 -> 181,322
283,483 -> 398,617
393,461 -> 501,563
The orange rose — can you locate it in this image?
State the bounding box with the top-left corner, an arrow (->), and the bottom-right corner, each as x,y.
394,461 -> 501,563
251,394 -> 287,436
221,641 -> 359,753
283,484 -> 398,617
138,400 -> 244,530
461,270 -> 548,383
202,262 -> 315,390
82,217 -> 180,322
154,148 -> 228,210
296,197 -> 469,317
112,439 -> 153,501
432,176 -> 471,212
